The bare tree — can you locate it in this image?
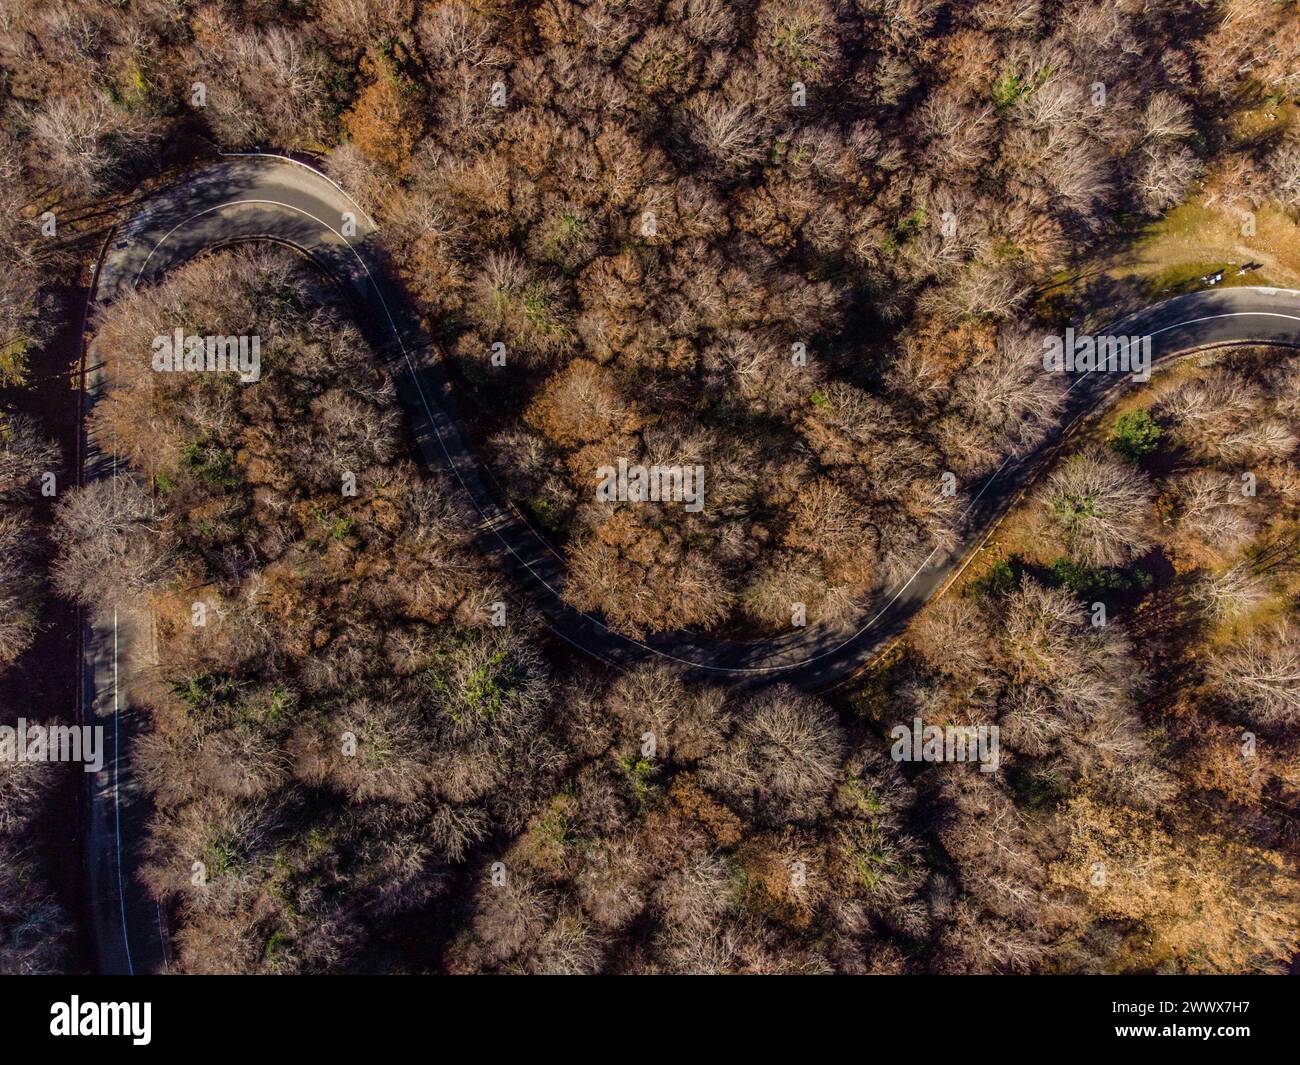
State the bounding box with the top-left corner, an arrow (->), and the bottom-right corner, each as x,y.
52,476 -> 174,608
1209,621 -> 1300,728
944,326 -> 1065,473
1190,564 -> 1269,622
203,26 -> 336,149
1265,133 -> 1300,208
27,94 -> 157,195
1141,91 -> 1195,143
0,513 -> 40,668
685,95 -> 769,170
702,686 -> 844,826
910,597 -> 993,680
448,867 -> 556,971
0,847 -> 69,974
1155,372 -> 1280,463
1040,447 -> 1153,567
293,690 -> 433,804
652,851 -> 736,932
602,660 -> 726,766
1172,469 -> 1256,553
1135,144 -> 1201,214
1000,578 -> 1134,719
918,90 -> 993,172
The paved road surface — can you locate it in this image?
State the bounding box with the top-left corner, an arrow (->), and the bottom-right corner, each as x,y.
82,154 -> 1300,973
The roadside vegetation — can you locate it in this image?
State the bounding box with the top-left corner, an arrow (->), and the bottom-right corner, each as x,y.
0,414 -> 69,974
924,343 -> 1300,971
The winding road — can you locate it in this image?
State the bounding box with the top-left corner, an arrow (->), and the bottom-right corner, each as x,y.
81,154 -> 1300,973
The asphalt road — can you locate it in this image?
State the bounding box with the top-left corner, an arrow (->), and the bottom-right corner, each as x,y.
82,154 -> 1300,973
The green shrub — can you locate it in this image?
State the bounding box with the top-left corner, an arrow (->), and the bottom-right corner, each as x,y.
1110,409 -> 1161,462
1048,556 -> 1153,599
970,557 -> 1017,599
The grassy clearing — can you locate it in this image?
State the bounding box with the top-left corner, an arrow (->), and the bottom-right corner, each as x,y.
1046,102 -> 1300,309
1126,199 -> 1300,296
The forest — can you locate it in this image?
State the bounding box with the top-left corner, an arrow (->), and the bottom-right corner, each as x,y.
0,0 -> 1298,974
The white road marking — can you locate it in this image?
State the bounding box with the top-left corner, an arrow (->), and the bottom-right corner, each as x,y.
218,151 -> 380,231
112,607 -> 133,975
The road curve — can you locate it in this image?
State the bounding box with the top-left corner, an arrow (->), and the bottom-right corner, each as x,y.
83,154 -> 1300,972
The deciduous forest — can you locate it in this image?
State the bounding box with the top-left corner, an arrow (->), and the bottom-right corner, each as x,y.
0,0 -> 1298,974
